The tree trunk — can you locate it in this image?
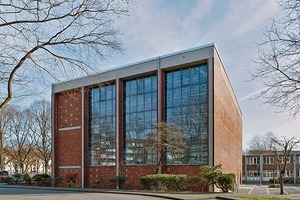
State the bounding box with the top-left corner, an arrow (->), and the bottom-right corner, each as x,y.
44,163 -> 48,174
279,172 -> 284,195
272,167 -> 276,185
20,163 -> 24,174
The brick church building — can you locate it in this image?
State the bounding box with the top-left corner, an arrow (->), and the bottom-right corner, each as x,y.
51,44 -> 242,190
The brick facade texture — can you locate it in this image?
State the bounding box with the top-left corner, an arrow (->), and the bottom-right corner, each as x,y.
213,54 -> 243,186
53,53 -> 242,191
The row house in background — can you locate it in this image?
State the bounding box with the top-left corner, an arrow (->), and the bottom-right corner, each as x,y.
51,44 -> 242,191
242,151 -> 300,184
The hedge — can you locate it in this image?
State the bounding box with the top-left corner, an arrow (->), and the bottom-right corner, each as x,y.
140,174 -> 199,191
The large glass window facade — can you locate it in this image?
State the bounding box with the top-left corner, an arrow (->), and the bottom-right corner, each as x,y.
88,84 -> 116,166
123,75 -> 157,165
165,65 -> 208,165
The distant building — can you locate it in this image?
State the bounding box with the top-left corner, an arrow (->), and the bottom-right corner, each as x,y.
242,151 -> 300,184
51,44 -> 242,190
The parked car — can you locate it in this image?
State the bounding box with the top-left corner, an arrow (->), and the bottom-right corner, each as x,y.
0,171 -> 9,182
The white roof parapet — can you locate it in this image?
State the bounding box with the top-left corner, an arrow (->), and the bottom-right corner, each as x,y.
52,43 -> 215,93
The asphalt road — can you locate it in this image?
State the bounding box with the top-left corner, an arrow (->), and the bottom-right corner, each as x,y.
0,187 -> 167,200
239,184 -> 300,196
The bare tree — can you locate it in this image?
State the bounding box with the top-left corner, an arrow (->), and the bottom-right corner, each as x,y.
252,0 -> 300,117
90,117 -> 116,166
247,132 -> 278,185
247,132 -> 277,154
149,122 -> 187,174
4,108 -> 34,173
271,136 -> 300,195
169,95 -> 208,165
30,100 -> 51,174
0,0 -> 129,110
0,105 -> 14,170
125,117 -> 146,165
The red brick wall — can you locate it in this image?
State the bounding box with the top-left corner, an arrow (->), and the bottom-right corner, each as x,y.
87,166 -> 117,188
123,166 -> 157,189
53,58 -> 242,191
54,89 -> 83,187
213,54 -> 243,186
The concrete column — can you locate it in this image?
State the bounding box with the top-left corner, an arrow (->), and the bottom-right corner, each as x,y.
294,153 -> 296,184
51,84 -> 55,182
208,57 -> 214,167
244,155 -> 248,182
208,57 -> 214,192
81,86 -> 85,188
116,79 -> 120,184
157,57 -> 162,174
260,154 -> 263,185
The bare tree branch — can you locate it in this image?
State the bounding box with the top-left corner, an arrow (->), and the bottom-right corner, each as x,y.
252,0 -> 300,118
0,0 -> 129,110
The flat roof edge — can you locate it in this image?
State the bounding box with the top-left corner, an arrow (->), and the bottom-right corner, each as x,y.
52,43 -> 215,92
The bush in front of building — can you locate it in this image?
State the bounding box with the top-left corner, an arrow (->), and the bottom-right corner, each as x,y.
65,172 -> 78,188
53,176 -> 63,187
12,173 -> 23,184
108,175 -> 127,189
199,164 -> 235,193
140,174 -> 199,191
23,173 -> 32,184
215,173 -> 235,192
32,173 -> 51,186
92,178 -> 104,188
269,183 -> 280,188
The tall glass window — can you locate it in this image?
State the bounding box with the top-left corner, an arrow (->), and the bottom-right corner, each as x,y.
124,75 -> 157,165
165,65 -> 208,165
88,84 -> 116,166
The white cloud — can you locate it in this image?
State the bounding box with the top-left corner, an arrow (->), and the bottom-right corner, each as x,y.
118,0 -> 214,59
238,87 -> 267,103
201,0 -> 279,42
108,0 -> 300,150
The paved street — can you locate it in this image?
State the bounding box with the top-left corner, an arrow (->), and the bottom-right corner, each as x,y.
238,184 -> 300,197
1,184 -> 300,200
0,187 -> 167,200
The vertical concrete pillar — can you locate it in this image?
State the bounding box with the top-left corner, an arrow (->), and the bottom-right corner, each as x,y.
244,155 -> 248,183
294,153 -> 296,184
260,154 -> 263,185
116,79 -> 120,186
157,56 -> 162,174
51,84 -> 55,182
81,86 -> 85,188
208,57 -> 214,192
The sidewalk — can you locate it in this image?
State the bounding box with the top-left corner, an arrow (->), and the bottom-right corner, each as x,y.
0,184 -> 235,199
1,184 -> 299,200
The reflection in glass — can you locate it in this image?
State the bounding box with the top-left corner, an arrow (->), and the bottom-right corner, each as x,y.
165,65 -> 208,165
124,75 -> 157,165
88,84 -> 116,166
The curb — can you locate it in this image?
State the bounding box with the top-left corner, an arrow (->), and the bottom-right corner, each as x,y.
0,184 -> 213,200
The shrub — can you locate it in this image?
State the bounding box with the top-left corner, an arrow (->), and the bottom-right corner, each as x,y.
140,174 -> 199,191
93,178 -> 103,188
65,172 -> 78,187
269,178 -> 277,184
23,173 -> 32,185
180,176 -> 200,191
32,173 -> 51,186
53,176 -> 62,187
199,165 -> 236,193
215,173 -> 235,192
4,177 -> 13,184
13,173 -> 23,184
269,184 -> 280,188
109,175 -> 126,189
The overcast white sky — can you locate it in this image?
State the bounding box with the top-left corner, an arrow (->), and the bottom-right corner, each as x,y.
99,0 -> 299,150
